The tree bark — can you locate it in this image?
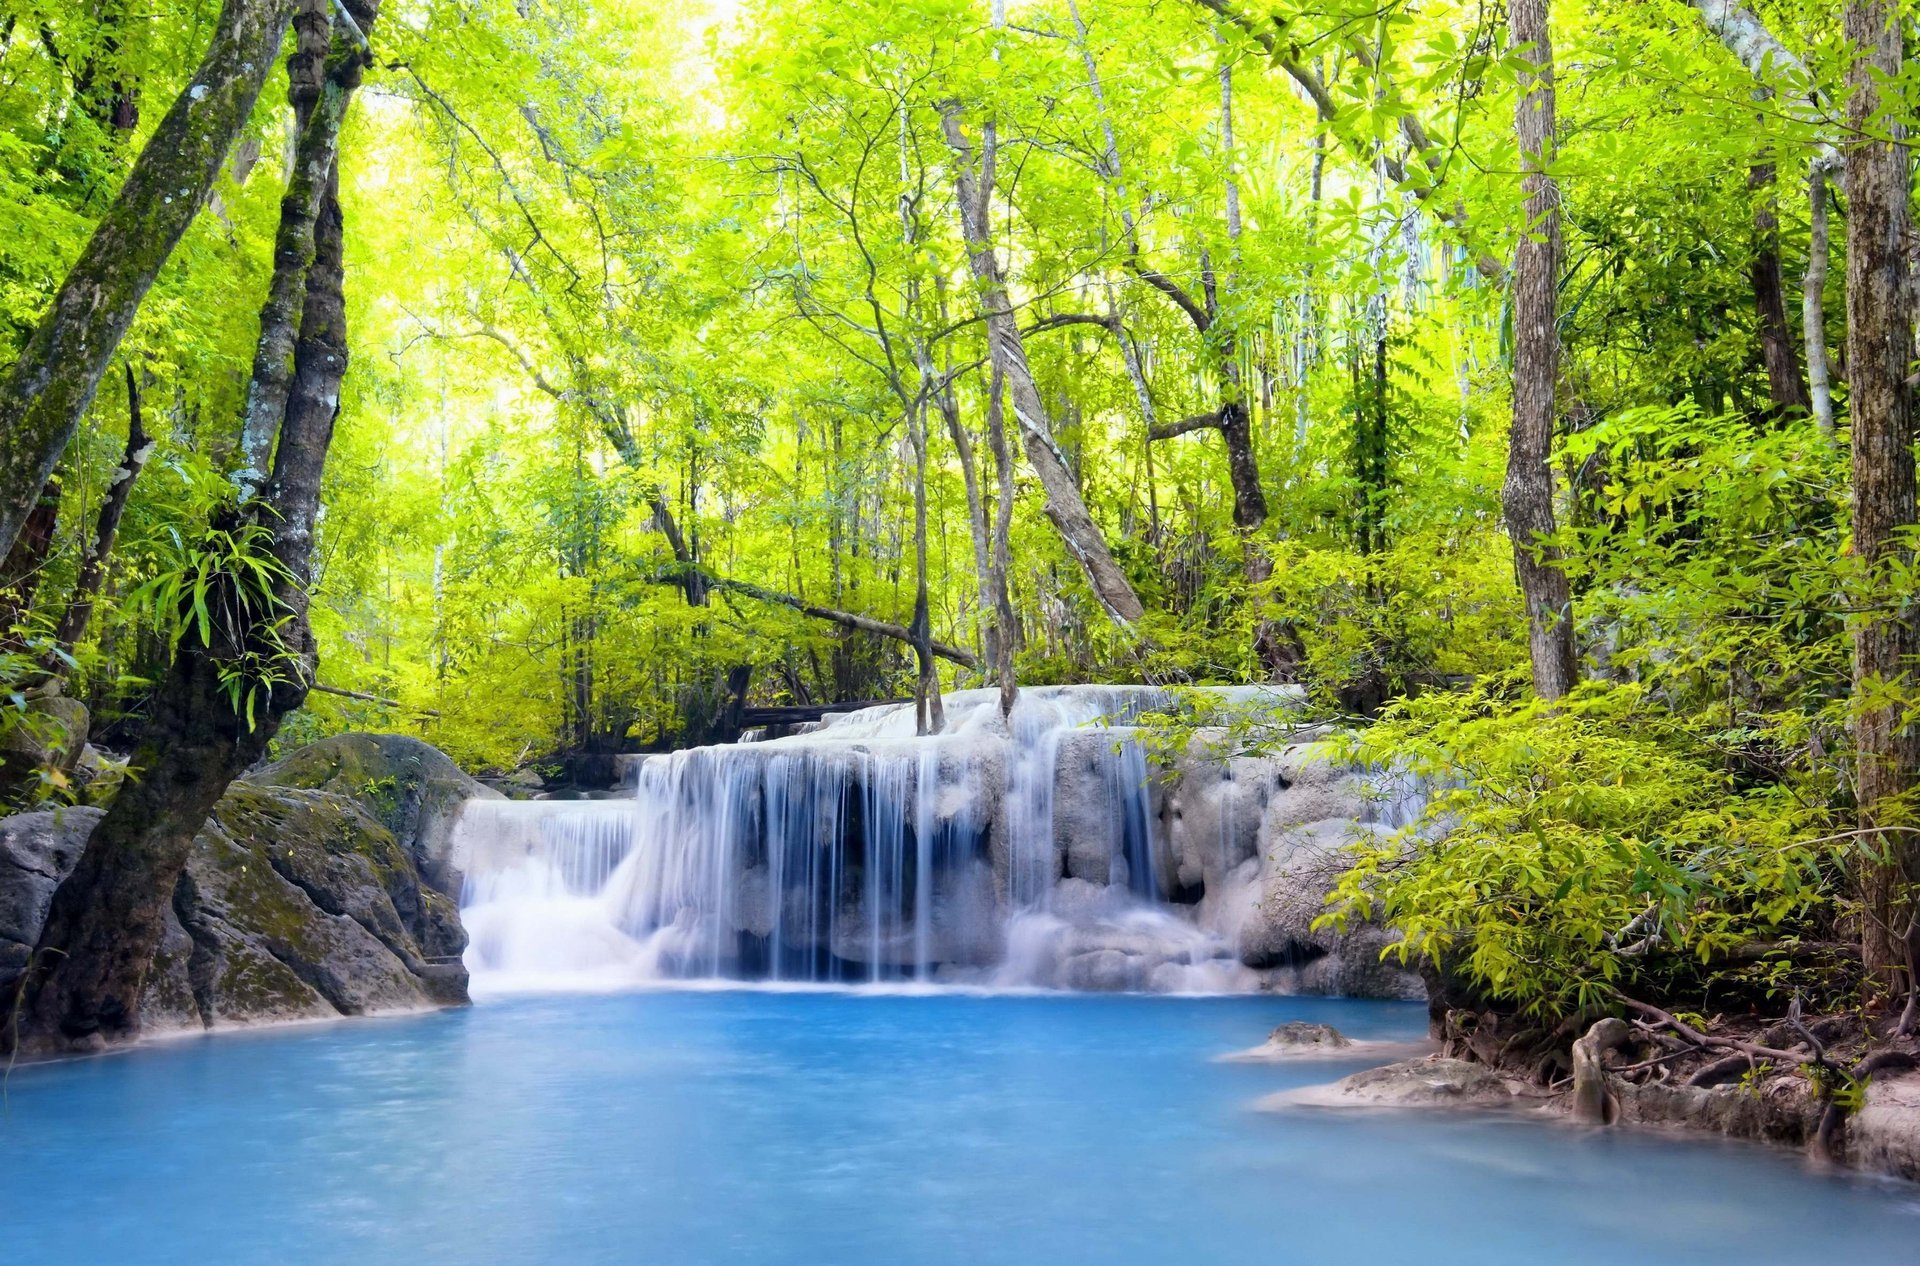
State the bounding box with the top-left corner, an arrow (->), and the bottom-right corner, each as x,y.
934,368 -> 995,665
985,365 -> 1019,716
1805,162 -> 1836,434
1749,158 -> 1810,416
1843,0 -> 1919,994
0,483 -> 59,647
683,572 -> 981,669
1503,0 -> 1578,702
1677,1 -> 1841,436
939,105 -> 1144,626
47,362 -> 152,664
7,0 -> 378,1055
0,0 -> 295,560
234,0 -> 349,497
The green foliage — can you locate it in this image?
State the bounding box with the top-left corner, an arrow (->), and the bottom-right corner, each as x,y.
4,0 -> 1905,1033
133,522 -> 305,729
1320,678 -> 1845,1019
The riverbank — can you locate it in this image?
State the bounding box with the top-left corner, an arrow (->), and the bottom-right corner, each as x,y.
1264,1023 -> 1920,1186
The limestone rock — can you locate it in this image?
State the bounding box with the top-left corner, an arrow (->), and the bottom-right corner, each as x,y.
1266,1020 -> 1353,1050
1846,1072 -> 1920,1183
0,807 -> 89,976
0,737 -> 477,1037
1270,1056 -> 1524,1110
251,732 -> 501,893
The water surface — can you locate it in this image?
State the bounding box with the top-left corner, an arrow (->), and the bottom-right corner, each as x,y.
4,991 -> 1916,1264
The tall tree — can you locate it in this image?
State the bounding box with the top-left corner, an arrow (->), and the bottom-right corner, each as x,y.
1842,0 -> 1919,997
0,0 -> 296,560
1503,0 -> 1578,701
6,0 -> 380,1054
940,104 -> 1145,627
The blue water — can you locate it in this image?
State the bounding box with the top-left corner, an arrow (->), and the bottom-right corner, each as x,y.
4,991 -> 1918,1265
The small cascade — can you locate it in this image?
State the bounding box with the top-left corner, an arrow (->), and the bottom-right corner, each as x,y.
455,684 -> 1343,995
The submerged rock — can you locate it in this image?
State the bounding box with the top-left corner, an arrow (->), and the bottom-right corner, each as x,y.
0,733 -> 477,1037
1267,1056 -> 1530,1110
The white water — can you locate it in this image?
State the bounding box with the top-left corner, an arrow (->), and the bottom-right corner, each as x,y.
456,686 -> 1302,994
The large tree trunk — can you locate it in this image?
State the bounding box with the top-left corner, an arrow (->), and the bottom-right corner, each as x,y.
1843,0 -> 1919,996
940,105 -> 1144,626
47,363 -> 152,664
0,0 -> 295,560
6,2 -> 377,1055
235,0 -> 354,496
1503,0 -> 1578,701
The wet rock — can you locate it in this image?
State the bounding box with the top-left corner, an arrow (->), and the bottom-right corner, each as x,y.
0,808 -> 89,977
1267,1020 -> 1353,1050
251,732 -> 501,895
1270,1057 -> 1525,1110
1606,1075 -> 1821,1148
1846,1072 -> 1920,1182
1061,948 -> 1137,992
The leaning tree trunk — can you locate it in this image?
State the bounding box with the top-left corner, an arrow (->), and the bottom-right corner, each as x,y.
940,105 -> 1144,626
7,2 -> 377,1055
1502,0 -> 1578,702
1843,0 -> 1920,996
0,0 -> 295,560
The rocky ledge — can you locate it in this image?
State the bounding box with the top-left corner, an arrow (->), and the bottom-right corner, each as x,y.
1265,1045 -> 1920,1185
0,734 -> 496,1038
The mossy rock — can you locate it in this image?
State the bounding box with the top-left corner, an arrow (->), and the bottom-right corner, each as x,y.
0,733 -> 485,1036
250,733 -> 500,894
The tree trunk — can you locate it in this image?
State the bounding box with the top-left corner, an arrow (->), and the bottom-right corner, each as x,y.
908,395 -> 943,735
1843,0 -> 1919,995
0,0 -> 295,560
1504,0 -> 1579,701
234,0 -> 350,497
935,373 -> 995,667
0,482 -> 59,646
1748,157 -> 1809,416
47,362 -> 152,664
1805,162 -> 1836,434
940,105 -> 1144,626
985,365 -> 1019,717
6,1 -> 377,1055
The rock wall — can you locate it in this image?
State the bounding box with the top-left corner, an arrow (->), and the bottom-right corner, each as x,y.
1,734 -> 487,1036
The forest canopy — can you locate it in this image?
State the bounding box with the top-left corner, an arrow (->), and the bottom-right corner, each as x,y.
3,0 -> 1920,1050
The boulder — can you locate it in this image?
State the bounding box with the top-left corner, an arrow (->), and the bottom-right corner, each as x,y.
0,808 -> 89,977
1265,1020 -> 1352,1051
1268,1056 -> 1527,1110
0,737 -> 477,1038
251,732 -> 501,893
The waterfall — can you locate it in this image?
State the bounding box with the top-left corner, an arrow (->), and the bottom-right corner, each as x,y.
455,685 -> 1313,994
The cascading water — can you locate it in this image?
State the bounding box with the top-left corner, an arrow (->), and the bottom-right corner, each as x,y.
453,684 -> 1387,996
